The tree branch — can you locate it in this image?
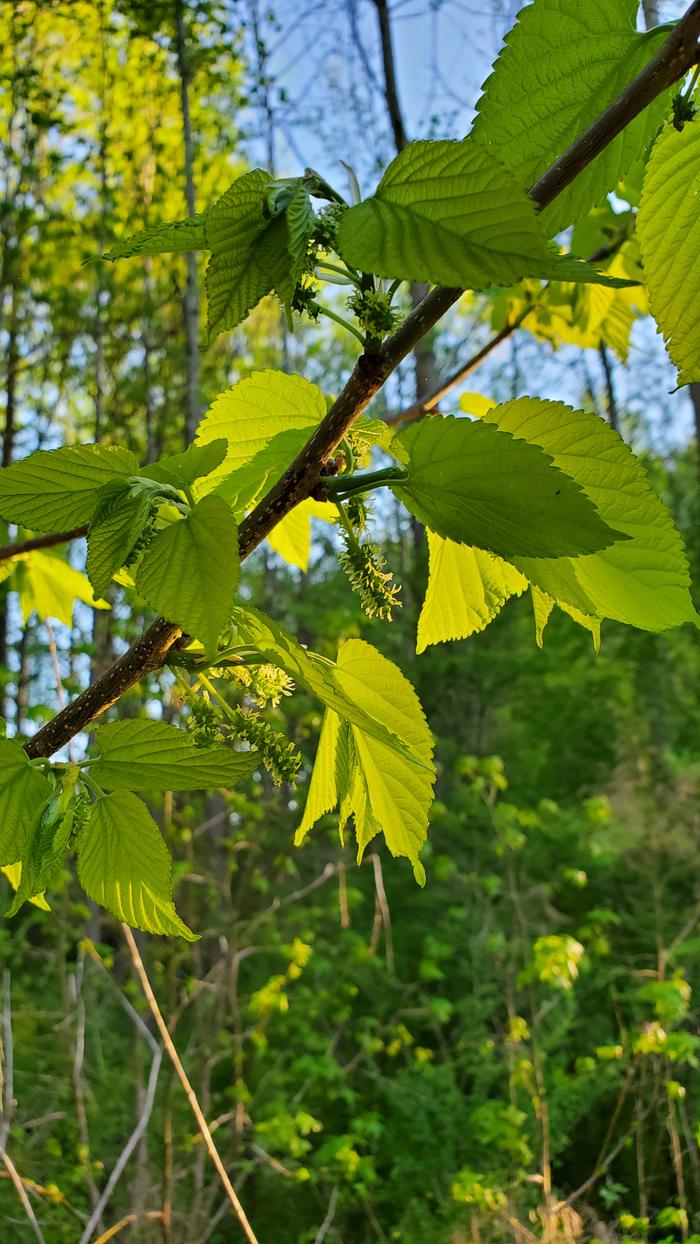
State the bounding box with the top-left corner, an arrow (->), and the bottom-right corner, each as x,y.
0,526 -> 87,563
22,3 -> 700,759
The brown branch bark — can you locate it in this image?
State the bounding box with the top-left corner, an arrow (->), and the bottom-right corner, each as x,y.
0,526 -> 87,563
22,4 -> 700,760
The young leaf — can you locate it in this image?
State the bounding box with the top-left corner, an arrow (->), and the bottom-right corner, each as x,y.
15,551 -> 109,626
472,0 -> 672,234
87,487 -> 153,597
637,112 -> 700,385
231,607 -> 432,771
139,440 -> 228,492
135,495 -> 239,652
297,640 -> 436,883
194,370 -> 327,504
203,168 -> 274,339
480,398 -> 698,631
0,445 -> 139,532
336,140 -> 633,292
103,213 -> 207,259
0,739 -> 52,866
204,172 -> 314,341
77,791 -> 196,940
6,787 -> 74,917
417,533 -> 527,653
89,718 -> 257,792
392,416 -> 623,559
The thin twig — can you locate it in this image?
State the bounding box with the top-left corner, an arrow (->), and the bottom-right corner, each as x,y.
314,1186 -> 339,1244
368,854 -> 394,974
0,525 -> 87,563
121,925 -> 261,1244
70,957 -> 102,1222
0,1150 -> 45,1243
92,1211 -> 164,1243
78,948 -> 163,1244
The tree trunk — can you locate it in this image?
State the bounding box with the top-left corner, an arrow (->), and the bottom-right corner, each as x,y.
175,0 -> 201,446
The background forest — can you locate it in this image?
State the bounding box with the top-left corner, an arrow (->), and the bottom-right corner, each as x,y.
1,1 -> 700,1241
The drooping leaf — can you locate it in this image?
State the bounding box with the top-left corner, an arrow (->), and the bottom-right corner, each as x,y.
0,739 -> 52,866
136,496 -> 239,652
89,718 -> 257,792
103,213 -> 207,259
231,607 -> 432,771
0,445 -> 139,532
1,863 -> 51,911
15,551 -> 109,626
637,112 -> 700,385
77,791 -> 196,940
531,585 -> 555,647
204,171 -> 314,340
296,640 -> 435,882
417,533 -> 527,653
87,487 -> 153,597
194,371 -> 327,503
479,398 -> 697,631
392,416 -> 623,559
277,182 -> 316,306
141,439 -> 228,491
203,168 -> 275,338
295,708 -> 343,840
6,787 -> 75,917
337,139 -> 634,292
472,0 -> 672,234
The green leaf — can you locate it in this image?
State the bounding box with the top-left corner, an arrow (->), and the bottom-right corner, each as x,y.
204,169 -> 275,339
15,551 -> 109,626
194,370 -> 327,505
417,533 -> 527,653
296,640 -> 435,882
295,709 -> 343,840
472,0 -> 672,234
0,445 -> 139,532
530,587 -> 602,652
336,139 -> 633,292
140,440 -> 228,492
479,398 -> 698,631
87,487 -> 153,597
531,585 -> 555,647
6,788 -> 74,917
266,499 -> 336,572
231,606 -> 432,771
0,739 -> 52,867
135,496 -> 239,652
103,213 -> 207,259
638,113 -> 700,385
1,863 -> 51,911
278,182 -> 316,307
89,718 -> 257,792
204,172 -> 314,341
77,791 -> 196,940
392,416 -> 623,559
